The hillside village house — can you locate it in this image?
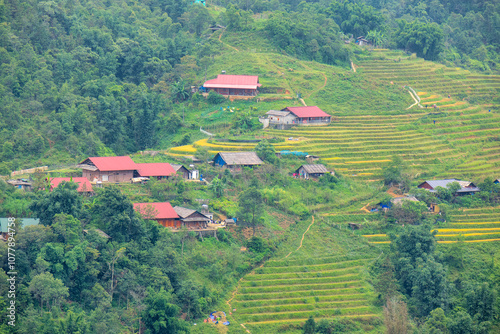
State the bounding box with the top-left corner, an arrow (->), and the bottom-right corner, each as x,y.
79,156 -> 137,183
135,163 -> 176,180
263,106 -> 331,129
133,202 -> 180,228
171,164 -> 191,179
50,177 -> 94,194
418,179 -> 480,195
202,75 -> 261,97
213,152 -> 263,169
294,164 -> 330,179
173,206 -> 211,229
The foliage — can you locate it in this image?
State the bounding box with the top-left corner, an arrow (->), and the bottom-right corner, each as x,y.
207,91 -> 226,104
254,139 -> 276,163
30,181 -> 81,225
238,186 -> 264,236
383,296 -> 409,334
303,315 -> 315,334
142,288 -> 190,334
395,19 -> 444,60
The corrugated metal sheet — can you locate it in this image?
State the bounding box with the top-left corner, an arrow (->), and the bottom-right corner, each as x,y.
136,163 -> 175,177
214,152 -> 263,166
203,75 -> 261,89
133,202 -> 179,219
300,164 -> 329,174
283,106 -> 331,118
81,156 -> 137,172
50,177 -> 94,192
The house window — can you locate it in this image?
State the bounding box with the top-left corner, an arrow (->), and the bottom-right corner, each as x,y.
102,174 -> 108,181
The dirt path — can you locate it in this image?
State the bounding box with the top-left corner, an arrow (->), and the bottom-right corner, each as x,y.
219,31 -> 239,52
360,203 -> 371,213
386,186 -> 403,198
284,216 -> 315,259
351,60 -> 356,73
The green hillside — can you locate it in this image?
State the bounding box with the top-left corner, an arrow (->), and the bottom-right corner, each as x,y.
1,1 -> 499,334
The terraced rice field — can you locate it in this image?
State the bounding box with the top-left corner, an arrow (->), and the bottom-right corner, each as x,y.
361,207 -> 500,244
169,50 -> 500,180
231,254 -> 381,328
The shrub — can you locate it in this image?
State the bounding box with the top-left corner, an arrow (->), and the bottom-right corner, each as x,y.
207,91 -> 226,104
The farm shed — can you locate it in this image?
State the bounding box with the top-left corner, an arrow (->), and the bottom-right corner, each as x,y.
295,164 -> 329,179
265,110 -> 297,129
135,163 -> 176,180
417,179 -> 480,195
79,156 -> 137,183
173,206 -> 211,229
133,202 -> 180,229
213,152 -> 263,168
282,106 -> 331,125
202,75 -> 261,97
7,179 -> 32,191
391,196 -> 419,205
171,164 -> 191,179
494,179 -> 499,184
50,177 -> 94,194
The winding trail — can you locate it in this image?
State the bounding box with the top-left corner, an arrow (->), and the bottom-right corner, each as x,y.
284,216 -> 315,259
219,31 -> 239,52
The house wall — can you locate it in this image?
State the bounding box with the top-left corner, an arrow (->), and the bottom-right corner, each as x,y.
83,170 -> 134,183
298,167 -> 308,178
295,116 -> 331,124
214,155 -> 226,167
418,182 -> 433,190
210,88 -> 257,96
176,167 -> 190,179
268,114 -> 297,124
157,218 -> 181,228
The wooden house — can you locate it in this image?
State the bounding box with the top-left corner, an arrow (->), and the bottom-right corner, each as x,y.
202,75 -> 261,97
356,36 -> 371,46
282,106 -> 331,125
171,164 -> 191,179
135,163 -> 176,180
294,164 -> 329,179
133,202 -> 180,228
417,179 -> 480,196
173,206 -> 210,229
79,156 -> 137,183
50,177 -> 94,194
213,152 -> 263,169
7,179 -> 32,191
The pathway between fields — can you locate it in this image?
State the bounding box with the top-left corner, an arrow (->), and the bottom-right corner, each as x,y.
219,31 -> 239,52
284,216 -> 315,259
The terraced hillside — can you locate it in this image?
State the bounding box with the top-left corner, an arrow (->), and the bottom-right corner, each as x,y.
360,206 -> 500,244
356,49 -> 500,103
231,254 -> 380,328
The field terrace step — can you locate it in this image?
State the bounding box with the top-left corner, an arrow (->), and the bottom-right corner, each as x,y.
233,293 -> 372,308
242,314 -> 382,326
237,306 -> 379,322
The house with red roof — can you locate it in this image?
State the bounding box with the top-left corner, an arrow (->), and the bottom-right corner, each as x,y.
135,163 -> 176,180
78,156 -> 137,183
50,177 -> 94,194
202,74 -> 261,97
264,106 -> 331,129
133,202 -> 180,228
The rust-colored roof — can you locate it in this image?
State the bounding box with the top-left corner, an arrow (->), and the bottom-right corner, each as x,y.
80,156 -> 137,172
136,163 -> 176,177
203,75 -> 261,90
283,106 -> 330,118
133,202 -> 179,220
50,177 -> 94,192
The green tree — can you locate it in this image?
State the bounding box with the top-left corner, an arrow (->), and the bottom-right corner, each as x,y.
395,19 -> 444,60
171,80 -> 190,103
51,214 -> 83,245
255,139 -> 276,163
209,176 -> 225,198
29,272 -> 69,311
142,288 -> 189,334
383,296 -> 409,334
383,156 -> 404,186
91,187 -> 143,242
303,316 -> 316,334
237,187 -> 264,236
30,181 -> 82,225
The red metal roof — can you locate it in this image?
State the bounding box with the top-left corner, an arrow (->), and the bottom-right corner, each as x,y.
283,106 -> 331,118
136,163 -> 176,177
50,177 -> 94,192
203,75 -> 261,90
81,156 -> 137,171
133,202 -> 179,220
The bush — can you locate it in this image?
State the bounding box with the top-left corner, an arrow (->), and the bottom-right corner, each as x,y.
207,91 -> 226,104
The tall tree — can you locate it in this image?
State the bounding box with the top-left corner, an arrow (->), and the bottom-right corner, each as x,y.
238,186 -> 264,236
